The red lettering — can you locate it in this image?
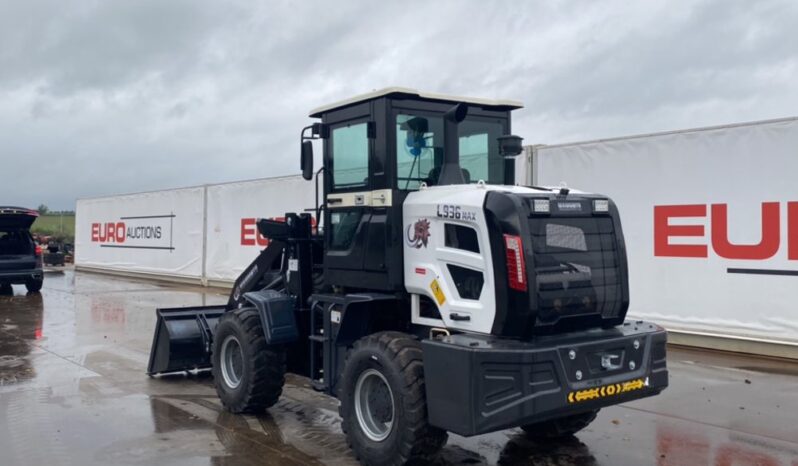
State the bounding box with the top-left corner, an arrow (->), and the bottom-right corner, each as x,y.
790,202 -> 798,261
92,220 -> 127,243
711,203 -> 779,260
654,205 -> 707,257
107,223 -> 117,242
115,222 -> 126,243
241,218 -> 256,246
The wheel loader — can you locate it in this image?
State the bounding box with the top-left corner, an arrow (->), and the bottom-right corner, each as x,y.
148,88 -> 668,465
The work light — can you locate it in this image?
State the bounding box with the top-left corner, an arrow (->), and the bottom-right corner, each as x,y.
532,199 -> 550,214
593,199 -> 610,213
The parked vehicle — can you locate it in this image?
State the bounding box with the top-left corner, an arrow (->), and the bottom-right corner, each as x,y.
148,88 -> 669,465
0,207 -> 44,293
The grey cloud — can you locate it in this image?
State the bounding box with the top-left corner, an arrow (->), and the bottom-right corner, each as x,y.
0,1 -> 231,94
0,0 -> 796,210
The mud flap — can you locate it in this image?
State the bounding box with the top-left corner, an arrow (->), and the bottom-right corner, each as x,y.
147,305 -> 226,375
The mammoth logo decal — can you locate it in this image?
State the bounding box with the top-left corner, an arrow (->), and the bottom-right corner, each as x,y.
406,218 -> 431,249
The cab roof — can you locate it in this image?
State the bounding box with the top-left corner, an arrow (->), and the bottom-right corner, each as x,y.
309,87 -> 524,118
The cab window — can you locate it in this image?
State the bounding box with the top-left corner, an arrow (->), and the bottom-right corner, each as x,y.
396,114 -> 442,190
332,123 -> 369,190
458,119 -> 503,185
329,210 -> 362,250
395,113 -> 505,190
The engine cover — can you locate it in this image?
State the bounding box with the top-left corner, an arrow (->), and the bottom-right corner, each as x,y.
403,184 -> 499,334
403,184 -> 630,337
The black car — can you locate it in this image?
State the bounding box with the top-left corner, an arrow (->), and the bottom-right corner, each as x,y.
0,207 -> 43,293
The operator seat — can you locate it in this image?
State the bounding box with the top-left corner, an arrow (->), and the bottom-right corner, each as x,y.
426,167 -> 471,186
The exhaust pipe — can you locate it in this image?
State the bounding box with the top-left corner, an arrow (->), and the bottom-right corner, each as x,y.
437,103 -> 468,186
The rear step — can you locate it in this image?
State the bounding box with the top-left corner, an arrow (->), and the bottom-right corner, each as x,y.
147,305 -> 226,375
308,300 -> 327,390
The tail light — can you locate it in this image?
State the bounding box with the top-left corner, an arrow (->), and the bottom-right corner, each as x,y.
503,234 -> 527,291
35,245 -> 42,256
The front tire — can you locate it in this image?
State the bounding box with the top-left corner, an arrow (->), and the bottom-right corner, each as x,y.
339,332 -> 447,466
25,278 -> 43,293
211,307 -> 286,413
520,410 -> 599,439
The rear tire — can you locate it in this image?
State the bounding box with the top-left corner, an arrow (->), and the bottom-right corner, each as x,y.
339,332 -> 447,466
25,278 -> 43,293
212,307 -> 286,413
520,410 -> 599,439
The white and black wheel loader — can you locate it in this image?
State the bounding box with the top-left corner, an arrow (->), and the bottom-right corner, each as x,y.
148,88 -> 668,465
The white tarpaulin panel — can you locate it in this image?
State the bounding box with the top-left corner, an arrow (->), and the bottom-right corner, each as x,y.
205,176 -> 317,283
75,187 -> 205,278
535,117 -> 798,344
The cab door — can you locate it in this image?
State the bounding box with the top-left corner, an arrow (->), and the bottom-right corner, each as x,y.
322,99 -> 397,291
324,115 -> 372,274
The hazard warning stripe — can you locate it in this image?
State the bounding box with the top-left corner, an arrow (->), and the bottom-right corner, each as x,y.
567,378 -> 649,404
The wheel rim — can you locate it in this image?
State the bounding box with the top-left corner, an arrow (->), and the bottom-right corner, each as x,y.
220,335 -> 244,389
354,368 -> 395,442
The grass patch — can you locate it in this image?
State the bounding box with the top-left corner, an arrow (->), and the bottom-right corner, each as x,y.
32,214 -> 75,242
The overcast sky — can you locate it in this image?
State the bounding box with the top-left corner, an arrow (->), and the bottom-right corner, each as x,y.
1,0 -> 797,210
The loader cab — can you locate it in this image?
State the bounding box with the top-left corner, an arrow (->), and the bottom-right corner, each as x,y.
305,88 -> 523,292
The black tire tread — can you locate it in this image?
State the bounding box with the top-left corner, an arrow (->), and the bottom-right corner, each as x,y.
25,278 -> 43,293
339,331 -> 447,466
212,307 -> 286,413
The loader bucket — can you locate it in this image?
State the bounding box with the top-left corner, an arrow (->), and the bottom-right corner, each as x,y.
147,305 -> 227,375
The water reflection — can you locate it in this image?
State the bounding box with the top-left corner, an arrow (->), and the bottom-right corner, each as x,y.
0,291 -> 43,385
497,433 -> 596,466
146,393 -> 602,466
656,423 -> 797,466
149,394 -> 333,465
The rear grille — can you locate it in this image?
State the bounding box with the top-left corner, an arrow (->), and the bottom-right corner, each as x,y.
529,217 -> 623,323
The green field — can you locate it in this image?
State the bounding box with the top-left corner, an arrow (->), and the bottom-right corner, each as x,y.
31,214 -> 75,241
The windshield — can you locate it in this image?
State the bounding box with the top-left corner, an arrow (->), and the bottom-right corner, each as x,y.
396,113 -> 505,190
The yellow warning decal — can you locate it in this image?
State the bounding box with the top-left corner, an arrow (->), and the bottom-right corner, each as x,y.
567,378 -> 648,404
430,279 -> 446,306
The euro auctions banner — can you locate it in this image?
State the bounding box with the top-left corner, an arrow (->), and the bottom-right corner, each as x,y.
75,187 -> 205,278
535,117 -> 798,344
204,176 -> 317,283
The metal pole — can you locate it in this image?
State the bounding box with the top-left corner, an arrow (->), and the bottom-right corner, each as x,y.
201,185 -> 208,287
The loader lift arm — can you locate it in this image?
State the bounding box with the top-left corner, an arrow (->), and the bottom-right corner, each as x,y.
227,236 -> 286,310
148,213 -> 317,375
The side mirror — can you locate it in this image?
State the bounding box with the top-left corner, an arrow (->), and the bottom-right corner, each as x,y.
301,141 -> 314,180
498,135 -> 524,157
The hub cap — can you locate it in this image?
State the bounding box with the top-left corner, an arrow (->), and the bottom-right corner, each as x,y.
220,335 -> 244,389
354,368 -> 395,442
